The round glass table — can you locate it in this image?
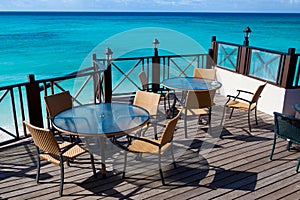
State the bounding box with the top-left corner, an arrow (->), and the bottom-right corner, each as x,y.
52,103 -> 150,177
162,77 -> 222,91
53,103 -> 149,137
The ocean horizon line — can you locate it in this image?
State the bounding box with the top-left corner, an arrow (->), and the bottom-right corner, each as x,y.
0,11 -> 300,15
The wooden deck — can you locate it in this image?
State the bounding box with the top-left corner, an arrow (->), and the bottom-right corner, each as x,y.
1,94 -> 300,199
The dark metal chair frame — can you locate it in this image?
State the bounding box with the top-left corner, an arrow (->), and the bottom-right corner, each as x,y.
122,110 -> 181,185
270,112 -> 300,172
222,82 -> 267,132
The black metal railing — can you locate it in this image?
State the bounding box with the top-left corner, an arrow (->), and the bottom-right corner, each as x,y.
211,36 -> 300,88
0,67 -> 104,146
1,38 -> 300,146
93,53 -> 212,97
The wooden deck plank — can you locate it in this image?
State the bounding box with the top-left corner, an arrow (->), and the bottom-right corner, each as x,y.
1,94 -> 300,199
258,181 -> 300,200
157,148 -> 287,200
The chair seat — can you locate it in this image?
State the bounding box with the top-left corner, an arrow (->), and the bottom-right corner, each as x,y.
185,108 -> 209,116
226,100 -> 256,111
40,141 -> 87,166
128,137 -> 171,154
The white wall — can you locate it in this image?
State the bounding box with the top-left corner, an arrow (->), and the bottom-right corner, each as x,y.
215,66 -> 299,116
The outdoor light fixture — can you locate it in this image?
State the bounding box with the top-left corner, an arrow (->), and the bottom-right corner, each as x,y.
243,26 -> 252,46
104,47 -> 113,60
153,38 -> 160,49
153,38 -> 160,56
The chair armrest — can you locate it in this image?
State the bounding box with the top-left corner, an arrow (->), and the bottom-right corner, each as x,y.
274,112 -> 300,121
237,89 -> 254,95
60,139 -> 81,154
127,134 -> 161,147
237,89 -> 262,99
226,95 -> 252,104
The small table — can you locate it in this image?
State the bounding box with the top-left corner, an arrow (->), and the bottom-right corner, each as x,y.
52,103 -> 150,177
294,103 -> 300,118
162,77 -> 222,91
162,77 -> 222,105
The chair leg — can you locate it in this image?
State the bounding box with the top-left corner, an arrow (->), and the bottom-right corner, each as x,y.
207,108 -> 212,134
287,141 -> 292,151
208,108 -> 212,126
59,159 -> 64,197
158,152 -> 165,185
184,109 -> 188,138
229,108 -> 234,119
255,107 -> 258,125
154,123 -> 158,140
122,151 -> 127,179
35,147 -> 41,183
247,109 -> 252,132
136,153 -> 142,161
90,153 -> 97,177
296,157 -> 300,173
36,155 -> 41,183
270,135 -> 277,160
171,144 -> 176,168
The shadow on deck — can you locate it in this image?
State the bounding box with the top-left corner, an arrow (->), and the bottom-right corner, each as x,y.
1,94 -> 300,200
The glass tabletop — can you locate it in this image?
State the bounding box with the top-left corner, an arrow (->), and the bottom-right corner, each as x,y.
162,77 -> 222,91
52,103 -> 150,136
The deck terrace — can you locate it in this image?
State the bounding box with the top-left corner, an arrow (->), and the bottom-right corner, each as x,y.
1,94 -> 300,199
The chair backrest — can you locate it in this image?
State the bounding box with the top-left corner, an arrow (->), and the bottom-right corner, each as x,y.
133,90 -> 161,116
44,91 -> 73,117
160,109 -> 182,146
23,121 -> 60,155
274,112 -> 300,144
193,68 -> 216,80
251,82 -> 267,104
185,90 -> 216,109
138,71 -> 148,90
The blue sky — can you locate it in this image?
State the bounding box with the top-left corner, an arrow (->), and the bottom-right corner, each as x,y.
0,0 -> 300,13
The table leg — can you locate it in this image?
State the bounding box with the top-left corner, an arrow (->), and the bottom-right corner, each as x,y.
98,137 -> 107,178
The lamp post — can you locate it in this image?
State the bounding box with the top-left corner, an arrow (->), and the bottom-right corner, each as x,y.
153,38 -> 160,57
105,47 -> 113,60
152,39 -> 160,93
243,26 -> 252,46
104,47 -> 113,103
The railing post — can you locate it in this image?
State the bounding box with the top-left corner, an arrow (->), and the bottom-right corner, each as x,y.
152,39 -> 160,93
207,48 -> 214,69
92,54 -> 99,103
25,74 -> 43,128
237,46 -> 252,75
210,36 -> 218,65
281,48 -> 297,88
104,48 -> 113,103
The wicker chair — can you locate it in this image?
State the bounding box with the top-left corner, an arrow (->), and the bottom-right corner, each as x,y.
122,109 -> 181,185
222,82 -> 267,132
23,121 -> 96,196
138,71 -> 175,115
193,68 -> 216,80
44,91 -> 73,140
138,71 -> 151,91
270,112 -> 300,172
183,89 -> 216,138
133,90 -> 161,139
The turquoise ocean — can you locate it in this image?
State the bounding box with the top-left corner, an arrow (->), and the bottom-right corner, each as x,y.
1,12 -> 300,87
1,11 -> 300,143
